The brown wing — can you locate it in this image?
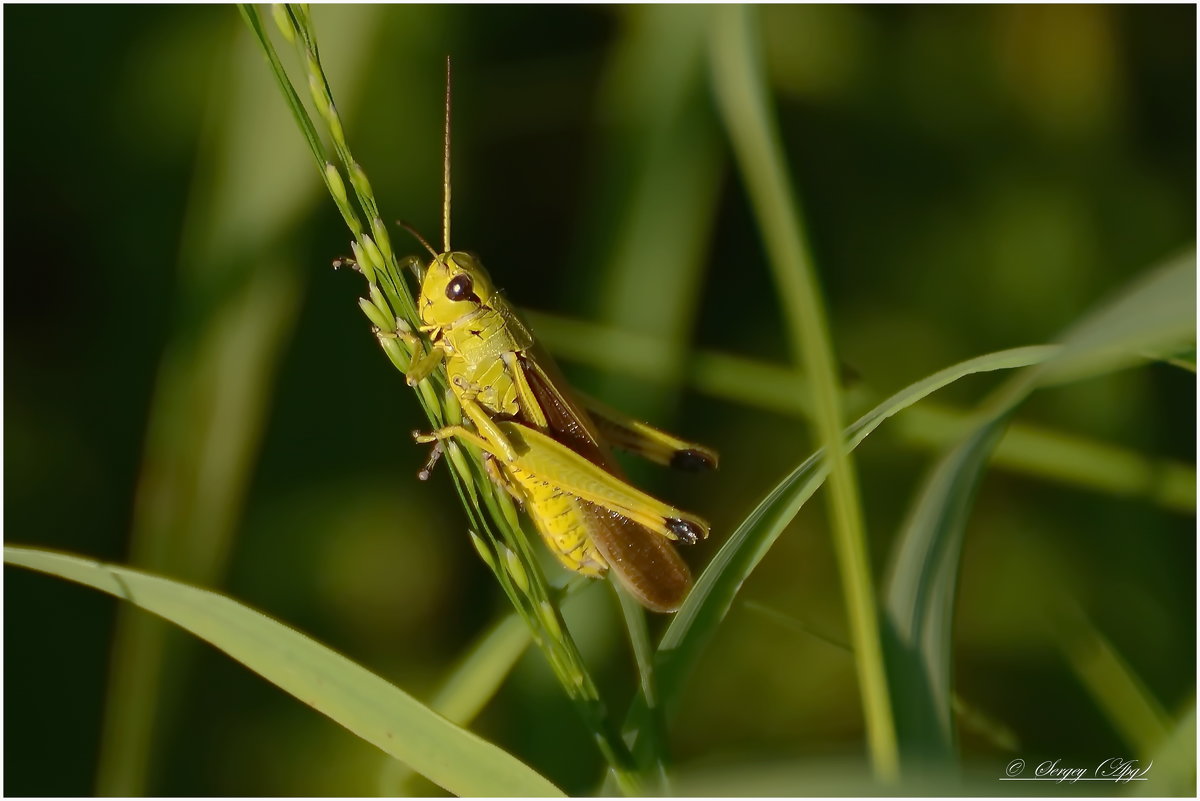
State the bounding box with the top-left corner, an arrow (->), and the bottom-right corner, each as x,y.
579,500 -> 692,613
517,344 -> 622,474
518,342 -> 695,612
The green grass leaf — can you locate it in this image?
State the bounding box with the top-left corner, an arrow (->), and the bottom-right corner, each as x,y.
383,611 -> 533,794
882,413 -> 1010,764
98,10 -> 387,793
1038,249 -> 1197,386
529,310 -> 1195,513
6,546 -> 563,798
622,344 -> 1054,751
882,249 -> 1195,767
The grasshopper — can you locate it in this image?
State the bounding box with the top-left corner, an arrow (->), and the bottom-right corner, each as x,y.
385,60 -> 717,612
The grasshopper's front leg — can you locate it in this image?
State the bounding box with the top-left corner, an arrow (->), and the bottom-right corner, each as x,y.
404,340 -> 447,387
369,314 -> 450,389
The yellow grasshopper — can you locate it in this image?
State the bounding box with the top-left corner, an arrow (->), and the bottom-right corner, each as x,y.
388,61 -> 717,612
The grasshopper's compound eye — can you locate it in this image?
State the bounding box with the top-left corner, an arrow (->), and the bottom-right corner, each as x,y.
446,274 -> 474,302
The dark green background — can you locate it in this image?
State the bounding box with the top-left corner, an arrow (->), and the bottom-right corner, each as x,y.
5,5 -> 1194,795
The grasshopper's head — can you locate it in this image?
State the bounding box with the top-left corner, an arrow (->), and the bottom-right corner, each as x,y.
418,251 -> 499,329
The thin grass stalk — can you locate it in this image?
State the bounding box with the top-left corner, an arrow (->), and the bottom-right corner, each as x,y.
708,5 -> 899,779
613,587 -> 670,788
239,4 -> 641,792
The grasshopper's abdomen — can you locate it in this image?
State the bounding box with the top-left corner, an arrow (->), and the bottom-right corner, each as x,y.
507,465 -> 607,578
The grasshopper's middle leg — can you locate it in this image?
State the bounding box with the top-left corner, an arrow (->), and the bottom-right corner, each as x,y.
412,395 -> 522,478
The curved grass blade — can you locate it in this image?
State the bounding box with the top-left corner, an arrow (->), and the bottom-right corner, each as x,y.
622,345 -> 1056,754
881,412 -> 1011,765
882,249 -> 1195,767
614,585 -> 670,791
383,611 -> 532,794
98,11 -> 385,794
240,6 -> 643,789
529,310 -> 1195,514
1037,249 -> 1196,386
5,546 -> 563,798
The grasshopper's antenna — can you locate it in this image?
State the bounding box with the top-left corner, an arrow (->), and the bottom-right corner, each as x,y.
442,55 -> 452,254
397,220 -> 439,260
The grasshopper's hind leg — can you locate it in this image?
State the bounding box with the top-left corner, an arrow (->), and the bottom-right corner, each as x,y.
494,421 -> 711,545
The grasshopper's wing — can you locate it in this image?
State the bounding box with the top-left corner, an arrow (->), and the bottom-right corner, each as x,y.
574,391 -> 718,472
579,501 -> 692,613
516,344 -> 623,473
517,343 -> 717,473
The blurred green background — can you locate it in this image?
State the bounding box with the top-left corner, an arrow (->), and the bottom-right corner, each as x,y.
4,4 -> 1194,796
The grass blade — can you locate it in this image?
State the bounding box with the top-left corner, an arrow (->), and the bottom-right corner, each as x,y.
97,10 -> 383,794
882,413 -> 1010,764
614,586 -> 670,787
1038,249 -> 1196,386
882,249 -> 1195,767
7,546 -> 563,798
383,612 -> 532,794
623,345 -> 1054,753
656,347 -> 1052,690
529,310 -> 1195,514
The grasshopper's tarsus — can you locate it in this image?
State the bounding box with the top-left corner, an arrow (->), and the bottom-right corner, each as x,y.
417,439 -> 445,481
666,517 -> 705,545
